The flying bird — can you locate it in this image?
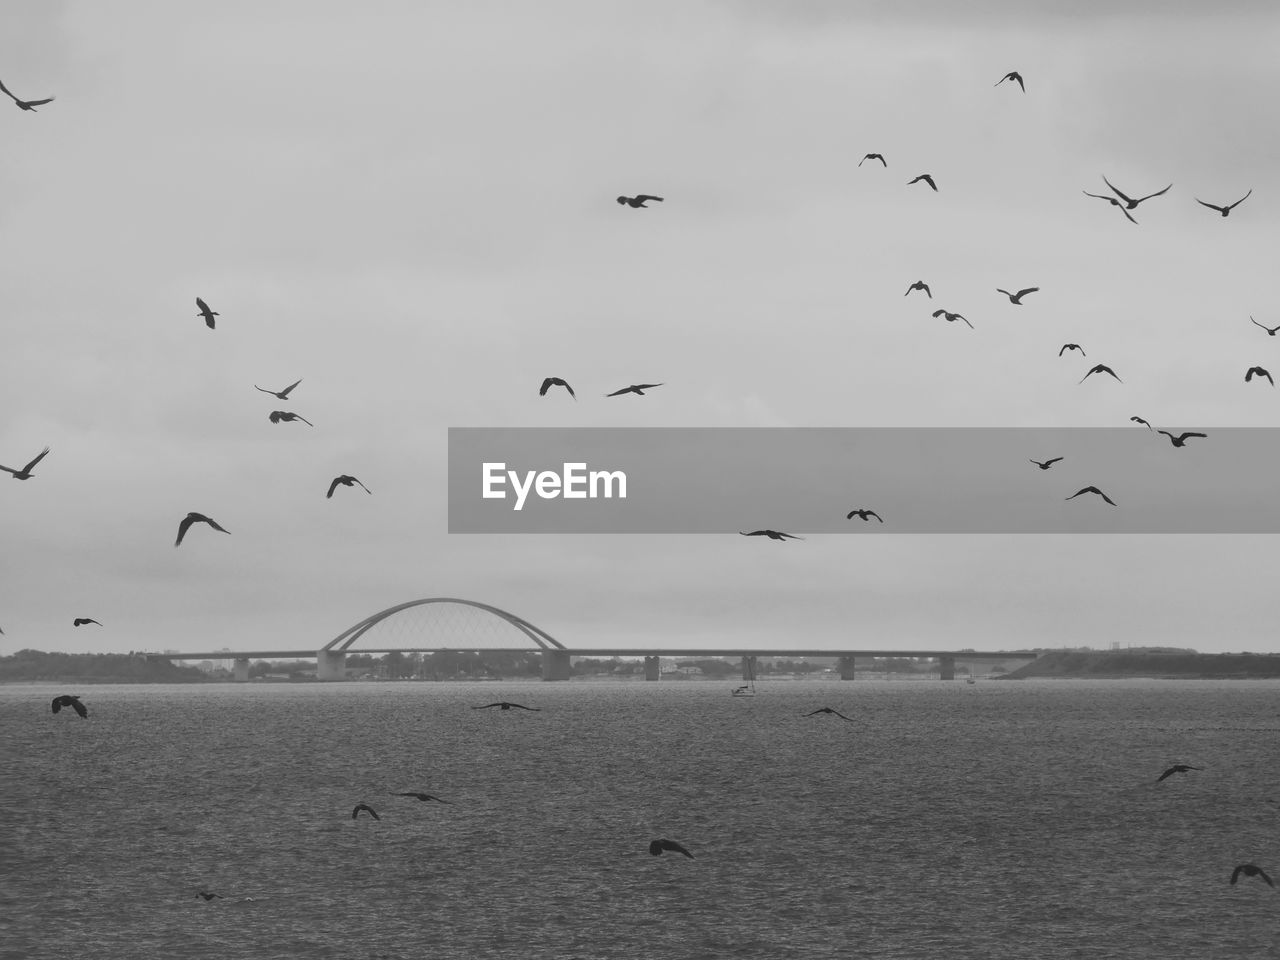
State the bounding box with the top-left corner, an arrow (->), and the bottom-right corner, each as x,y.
195,297 -> 219,329
1130,416 -> 1153,429
1245,366 -> 1274,386
805,707 -> 854,721
1102,176 -> 1172,209
72,618 -> 102,627
1079,364 -> 1122,384
0,446 -> 50,480
51,695 -> 87,718
196,891 -> 223,901
268,411 -> 313,426
606,383 -> 663,397
1156,764 -> 1203,782
996,287 -> 1039,304
1083,191 -> 1138,224
1066,486 -> 1117,506
327,475 -> 371,498
175,512 -> 230,547
904,280 -> 932,298
616,195 -> 663,208
858,153 -> 886,167
1196,189 -> 1252,217
994,71 -> 1025,92
931,309 -> 973,329
1059,344 -> 1086,357
1230,864 -> 1274,887
540,377 -> 576,399
740,530 -> 804,541
1029,458 -> 1063,470
649,839 -> 695,858
351,803 -> 380,820
1251,317 -> 1280,336
908,174 -> 938,191
472,702 -> 539,711
391,792 -> 451,803
846,509 -> 883,522
254,379 -> 302,400
1158,431 -> 1206,448
0,78 -> 54,111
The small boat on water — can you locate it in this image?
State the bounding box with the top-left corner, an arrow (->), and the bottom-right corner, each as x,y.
731,682 -> 756,698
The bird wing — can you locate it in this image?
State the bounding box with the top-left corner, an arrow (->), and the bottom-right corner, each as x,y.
1118,205 -> 1137,224
1014,75 -> 1025,91
634,195 -> 663,202
959,315 -> 974,328
23,97 -> 54,107
253,385 -> 275,395
869,512 -> 883,521
666,840 -> 694,858
51,697 -> 62,713
1260,868 -> 1275,887
1045,458 -> 1063,466
279,378 -> 302,397
931,309 -> 945,317
1183,433 -> 1207,440
353,478 -> 372,494
780,533 -> 805,539
1101,176 -> 1135,205
635,383 -> 664,390
605,387 -> 631,396
1082,191 -> 1109,200
1252,317 -> 1266,330
996,289 -> 1012,299
1195,199 -> 1223,212
196,297 -> 212,313
1016,288 -> 1039,298
297,415 -> 314,426
202,516 -> 230,534
539,378 -> 554,395
71,699 -> 87,718
1231,865 -> 1244,884
175,514 -> 196,546
326,477 -> 341,498
472,703 -> 501,709
21,447 -> 51,473
1156,767 -> 1176,782
0,78 -> 18,102
1228,188 -> 1253,208
1135,184 -> 1172,203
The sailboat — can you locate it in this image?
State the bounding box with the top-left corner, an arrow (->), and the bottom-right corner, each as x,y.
732,660 -> 757,697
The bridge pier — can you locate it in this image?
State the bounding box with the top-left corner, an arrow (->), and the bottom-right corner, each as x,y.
644,656 -> 661,681
233,658 -> 250,682
741,656 -> 757,682
938,655 -> 955,681
541,649 -> 571,681
839,656 -> 856,681
317,650 -> 347,681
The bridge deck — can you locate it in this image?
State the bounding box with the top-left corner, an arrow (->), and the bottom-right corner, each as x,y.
158,648 -> 1038,661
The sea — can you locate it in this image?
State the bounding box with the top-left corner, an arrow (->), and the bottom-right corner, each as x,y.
5,678 -> 1280,960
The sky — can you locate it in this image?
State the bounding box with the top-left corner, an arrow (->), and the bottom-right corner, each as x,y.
3,0 -> 1280,656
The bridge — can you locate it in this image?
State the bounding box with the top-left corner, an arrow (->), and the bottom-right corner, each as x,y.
157,597 -> 1040,682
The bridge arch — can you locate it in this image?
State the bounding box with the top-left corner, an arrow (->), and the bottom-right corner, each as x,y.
322,598 -> 565,652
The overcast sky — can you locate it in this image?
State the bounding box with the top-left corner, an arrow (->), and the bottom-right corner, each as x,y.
3,1 -> 1279,657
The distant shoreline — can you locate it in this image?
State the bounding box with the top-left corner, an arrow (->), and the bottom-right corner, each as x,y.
1000,651 -> 1280,680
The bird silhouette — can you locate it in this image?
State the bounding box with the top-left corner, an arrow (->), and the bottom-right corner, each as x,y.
932,309 -> 973,329
540,377 -> 576,399
472,701 -> 539,711
1079,364 -> 1122,384
0,446 -> 50,480
195,297 -> 218,329
1156,764 -> 1203,782
904,280 -> 932,298
606,383 -> 663,397
51,694 -> 87,718
846,509 -> 883,522
859,153 -> 886,167
908,174 -> 938,191
1029,458 -> 1063,470
1245,366 -> 1274,386
1158,431 -> 1206,448
616,195 -> 663,208
72,618 -> 102,627
254,379 -> 302,400
352,803 -> 380,820
327,475 -> 371,498
1251,317 -> 1280,336
1196,189 -> 1252,217
1083,191 -> 1138,224
1059,344 -> 1086,357
740,530 -> 803,541
994,71 -> 1025,92
1102,176 -> 1172,209
392,792 -> 451,803
996,287 -> 1039,304
649,839 -> 694,858
1230,864 -> 1274,887
805,707 -> 854,721
1130,416 -> 1153,429
268,411 -> 313,426
175,512 -> 230,547
0,79 -> 54,111
196,891 -> 223,901
1066,486 -> 1116,506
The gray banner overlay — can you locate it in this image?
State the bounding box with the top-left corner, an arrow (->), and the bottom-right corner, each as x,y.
448,428 -> 1280,533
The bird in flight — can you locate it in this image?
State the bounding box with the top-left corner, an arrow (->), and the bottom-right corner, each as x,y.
908,174 -> 938,191
1079,364 -> 1122,384
1251,317 -> 1280,336
1066,486 -> 1117,506
1156,764 -> 1203,782
0,446 -> 50,480
859,153 -> 886,167
1245,366 -> 1274,386
51,694 -> 87,718
805,707 -> 854,721
1196,189 -> 1252,217
268,411 -> 313,426
617,195 -> 663,208
195,297 -> 219,329
1230,864 -> 1274,887
1130,416 -> 1153,429
1083,191 -> 1138,224
904,280 -> 932,298
1102,176 -> 1172,210
847,509 -> 883,522
997,287 -> 1039,304
472,701 -> 539,711
1029,458 -> 1063,470
175,512 -> 230,547
72,618 -> 102,627
649,839 -> 695,858
540,377 -> 576,399
254,379 -> 302,400
196,891 -> 223,901
932,309 -> 973,329
740,530 -> 803,541
1158,431 -> 1206,448
1059,344 -> 1086,357
352,803 -> 380,820
327,475 -> 371,498
994,71 -> 1025,92
606,383 -> 663,397
392,792 -> 451,803
0,78 -> 54,111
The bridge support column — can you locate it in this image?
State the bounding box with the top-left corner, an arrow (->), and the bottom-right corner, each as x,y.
233,658 -> 250,682
938,656 -> 955,681
541,649 -> 571,681
644,656 -> 661,681
741,656 -> 757,682
839,656 -> 856,680
317,651 -> 347,681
